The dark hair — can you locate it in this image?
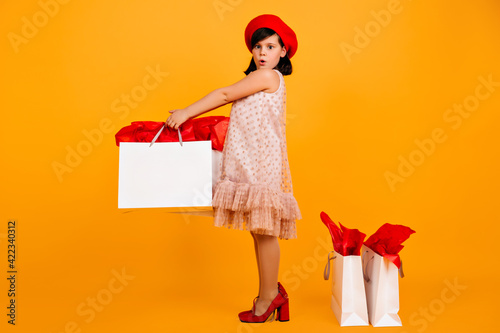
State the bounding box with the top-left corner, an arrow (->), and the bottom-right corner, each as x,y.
244,27 -> 293,76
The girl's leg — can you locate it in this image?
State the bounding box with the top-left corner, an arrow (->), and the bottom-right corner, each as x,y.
252,233 -> 280,316
251,232 -> 261,295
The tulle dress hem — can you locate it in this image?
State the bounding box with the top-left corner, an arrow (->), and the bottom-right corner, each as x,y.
212,179 -> 301,240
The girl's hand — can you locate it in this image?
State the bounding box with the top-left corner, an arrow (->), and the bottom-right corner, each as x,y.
166,109 -> 189,130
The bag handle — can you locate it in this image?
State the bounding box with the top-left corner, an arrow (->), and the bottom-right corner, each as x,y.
149,124 -> 183,147
323,251 -> 336,280
362,250 -> 406,281
362,250 -> 374,283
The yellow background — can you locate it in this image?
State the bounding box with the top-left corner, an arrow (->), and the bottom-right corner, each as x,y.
1,0 -> 499,332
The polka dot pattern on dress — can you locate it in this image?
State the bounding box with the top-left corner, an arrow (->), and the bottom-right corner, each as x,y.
212,70 -> 301,240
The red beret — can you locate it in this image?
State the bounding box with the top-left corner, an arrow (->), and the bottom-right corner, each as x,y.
245,14 -> 298,59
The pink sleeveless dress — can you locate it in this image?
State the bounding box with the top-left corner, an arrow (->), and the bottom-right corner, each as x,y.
212,70 -> 301,239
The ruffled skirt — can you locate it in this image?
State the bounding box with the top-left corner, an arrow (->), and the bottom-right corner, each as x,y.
212,180 -> 301,239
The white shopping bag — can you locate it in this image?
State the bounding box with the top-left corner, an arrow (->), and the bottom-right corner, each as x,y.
324,251 -> 369,326
118,140 -> 218,209
362,244 -> 403,327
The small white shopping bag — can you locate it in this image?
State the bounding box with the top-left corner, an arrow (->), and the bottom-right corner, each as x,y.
362,244 -> 403,327
324,251 -> 369,326
118,141 -> 217,209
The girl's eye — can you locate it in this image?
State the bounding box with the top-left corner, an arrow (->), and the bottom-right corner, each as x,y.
268,46 -> 274,49
255,45 -> 261,49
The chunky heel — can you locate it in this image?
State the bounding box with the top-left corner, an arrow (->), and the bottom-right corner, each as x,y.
238,282 -> 290,323
277,299 -> 290,322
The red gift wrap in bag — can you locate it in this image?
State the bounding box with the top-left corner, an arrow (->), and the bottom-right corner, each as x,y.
320,211 -> 366,256
364,223 -> 415,269
114,116 -> 230,151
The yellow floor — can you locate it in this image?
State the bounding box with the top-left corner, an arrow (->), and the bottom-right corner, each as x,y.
1,212 -> 495,333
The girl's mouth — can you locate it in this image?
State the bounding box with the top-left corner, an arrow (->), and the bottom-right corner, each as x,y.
259,60 -> 266,65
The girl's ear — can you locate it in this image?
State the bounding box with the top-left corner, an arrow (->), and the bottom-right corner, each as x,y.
281,46 -> 287,58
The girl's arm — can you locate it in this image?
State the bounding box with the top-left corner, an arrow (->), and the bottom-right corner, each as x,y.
166,68 -> 280,129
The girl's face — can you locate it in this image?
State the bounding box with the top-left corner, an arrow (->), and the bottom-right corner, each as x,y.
252,34 -> 287,70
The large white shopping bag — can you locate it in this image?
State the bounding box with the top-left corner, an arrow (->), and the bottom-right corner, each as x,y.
324,251 -> 369,326
118,140 -> 219,209
362,244 -> 403,327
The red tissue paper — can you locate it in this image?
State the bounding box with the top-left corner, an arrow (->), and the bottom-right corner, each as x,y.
320,211 -> 366,256
364,223 -> 415,269
114,116 -> 230,152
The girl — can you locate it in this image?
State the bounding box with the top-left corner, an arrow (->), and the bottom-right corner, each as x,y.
165,14 -> 301,323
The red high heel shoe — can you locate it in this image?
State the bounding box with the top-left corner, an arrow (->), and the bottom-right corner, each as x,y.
238,283 -> 290,323
237,283 -> 287,318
